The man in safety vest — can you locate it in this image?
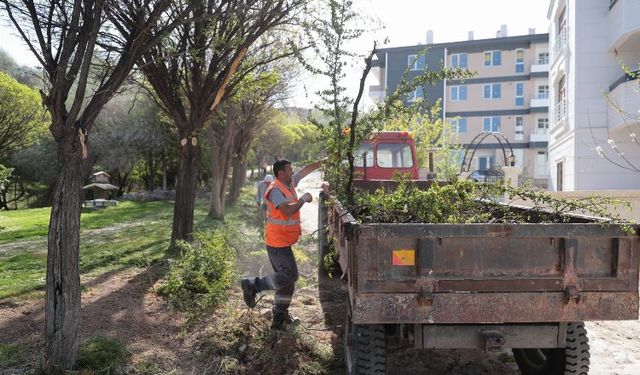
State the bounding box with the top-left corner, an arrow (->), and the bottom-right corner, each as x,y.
240,158 -> 323,330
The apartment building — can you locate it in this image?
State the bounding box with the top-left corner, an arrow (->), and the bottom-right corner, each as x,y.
370,30 -> 551,187
547,0 -> 640,191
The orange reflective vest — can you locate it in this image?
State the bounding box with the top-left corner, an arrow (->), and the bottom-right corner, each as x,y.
264,179 -> 301,247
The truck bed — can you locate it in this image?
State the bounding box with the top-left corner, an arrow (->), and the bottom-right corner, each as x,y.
328,195 -> 640,325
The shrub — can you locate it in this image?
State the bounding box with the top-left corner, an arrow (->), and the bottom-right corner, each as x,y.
76,335 -> 129,375
158,229 -> 236,316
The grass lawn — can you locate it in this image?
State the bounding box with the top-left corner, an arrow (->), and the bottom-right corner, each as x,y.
0,197 -> 232,300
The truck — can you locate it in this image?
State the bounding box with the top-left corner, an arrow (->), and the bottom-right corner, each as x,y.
317,132 -> 640,375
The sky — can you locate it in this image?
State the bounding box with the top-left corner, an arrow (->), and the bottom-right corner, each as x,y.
0,0 -> 551,107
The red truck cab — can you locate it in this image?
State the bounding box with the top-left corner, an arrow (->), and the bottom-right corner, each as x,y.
354,131 -> 419,180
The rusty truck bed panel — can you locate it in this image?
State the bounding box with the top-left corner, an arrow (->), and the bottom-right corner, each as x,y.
328,199 -> 640,325
351,292 -> 639,324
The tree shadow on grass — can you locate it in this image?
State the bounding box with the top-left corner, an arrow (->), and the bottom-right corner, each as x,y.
0,248 -> 200,373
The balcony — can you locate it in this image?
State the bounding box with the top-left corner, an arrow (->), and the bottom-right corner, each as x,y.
607,71 -> 640,131
553,28 -> 568,60
553,99 -> 568,130
609,0 -> 640,51
530,130 -> 549,143
530,93 -> 550,108
531,57 -> 550,73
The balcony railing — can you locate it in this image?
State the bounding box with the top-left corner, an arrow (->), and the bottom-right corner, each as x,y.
553,28 -> 568,57
554,99 -> 568,124
536,57 -> 550,65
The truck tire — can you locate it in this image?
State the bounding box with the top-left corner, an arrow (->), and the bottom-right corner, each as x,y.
344,303 -> 386,374
513,322 -> 590,375
317,191 -> 329,276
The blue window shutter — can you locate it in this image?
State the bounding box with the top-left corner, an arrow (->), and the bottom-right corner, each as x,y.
479,157 -> 487,170
460,86 -> 467,100
516,63 -> 524,73
483,117 -> 491,131
516,83 -> 524,96
493,51 -> 502,66
516,97 -> 524,106
452,55 -> 458,67
484,85 -> 491,99
460,53 -> 468,68
493,83 -> 501,98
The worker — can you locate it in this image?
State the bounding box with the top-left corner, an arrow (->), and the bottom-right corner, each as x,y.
241,158 -> 323,330
256,174 -> 274,221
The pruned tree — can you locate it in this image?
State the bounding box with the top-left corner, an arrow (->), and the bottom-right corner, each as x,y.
132,0 -> 306,243
0,0 -> 185,369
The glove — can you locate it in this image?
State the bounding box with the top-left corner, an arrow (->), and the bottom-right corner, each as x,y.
300,192 -> 313,203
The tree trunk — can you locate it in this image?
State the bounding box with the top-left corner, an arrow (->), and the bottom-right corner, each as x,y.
45,129 -> 86,369
227,155 -> 247,205
208,108 -> 235,219
170,134 -> 200,248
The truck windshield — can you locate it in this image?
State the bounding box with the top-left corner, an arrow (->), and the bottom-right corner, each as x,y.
354,144 -> 374,167
377,143 -> 414,168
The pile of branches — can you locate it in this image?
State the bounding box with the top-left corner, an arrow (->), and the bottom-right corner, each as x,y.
349,178 -> 632,228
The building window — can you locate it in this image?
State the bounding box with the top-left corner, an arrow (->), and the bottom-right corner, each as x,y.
451,53 -> 468,68
484,50 -> 502,66
451,85 -> 467,101
483,116 -> 501,133
515,83 -> 525,106
407,86 -> 423,102
556,161 -> 564,191
515,49 -> 525,73
536,151 -> 549,177
478,156 -> 496,170
537,52 -> 549,64
537,118 -> 549,132
450,117 -> 467,133
483,83 -> 501,99
408,54 -> 425,70
515,117 -> 524,140
537,85 -> 549,99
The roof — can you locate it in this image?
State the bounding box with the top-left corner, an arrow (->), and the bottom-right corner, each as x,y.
82,183 -> 119,191
92,171 -> 111,177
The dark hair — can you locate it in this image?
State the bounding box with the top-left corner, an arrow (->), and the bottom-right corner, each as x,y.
273,159 -> 291,178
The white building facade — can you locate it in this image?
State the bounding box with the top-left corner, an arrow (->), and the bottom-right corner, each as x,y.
547,0 -> 640,191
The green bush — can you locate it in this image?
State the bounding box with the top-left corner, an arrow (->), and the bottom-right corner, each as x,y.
158,229 -> 235,315
76,335 -> 129,375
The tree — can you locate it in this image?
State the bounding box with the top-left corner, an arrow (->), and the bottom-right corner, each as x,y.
296,0 -> 366,199
0,71 -> 48,160
134,0 -> 306,243
92,92 -> 173,195
1,1 -> 184,369
383,99 -> 461,180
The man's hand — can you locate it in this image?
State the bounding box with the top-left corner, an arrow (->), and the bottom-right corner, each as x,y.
321,182 -> 330,195
300,192 -> 313,203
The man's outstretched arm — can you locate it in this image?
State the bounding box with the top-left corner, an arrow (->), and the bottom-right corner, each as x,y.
296,158 -> 327,182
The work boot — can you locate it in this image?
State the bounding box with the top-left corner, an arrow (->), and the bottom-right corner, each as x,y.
271,311 -> 300,331
240,278 -> 257,308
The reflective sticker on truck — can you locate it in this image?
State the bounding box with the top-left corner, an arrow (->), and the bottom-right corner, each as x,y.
392,249 -> 415,266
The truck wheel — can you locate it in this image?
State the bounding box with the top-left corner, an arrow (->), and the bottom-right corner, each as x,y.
317,192 -> 329,276
344,303 -> 386,374
513,322 -> 590,375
